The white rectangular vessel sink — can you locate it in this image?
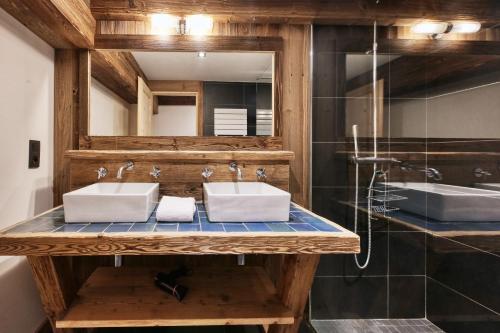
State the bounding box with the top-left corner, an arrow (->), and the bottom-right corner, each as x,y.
203,182 -> 291,222
63,183 -> 159,223
475,183 -> 500,191
385,182 -> 500,222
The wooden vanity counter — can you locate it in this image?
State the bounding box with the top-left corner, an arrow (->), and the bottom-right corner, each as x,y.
0,203 -> 359,333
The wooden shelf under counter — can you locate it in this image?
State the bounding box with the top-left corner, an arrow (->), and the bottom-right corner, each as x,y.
56,266 -> 294,329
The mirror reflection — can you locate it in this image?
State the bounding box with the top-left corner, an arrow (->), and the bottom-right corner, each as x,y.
344,53 -> 500,139
89,51 -> 274,137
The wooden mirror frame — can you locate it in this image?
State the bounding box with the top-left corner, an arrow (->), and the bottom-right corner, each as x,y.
78,34 -> 284,147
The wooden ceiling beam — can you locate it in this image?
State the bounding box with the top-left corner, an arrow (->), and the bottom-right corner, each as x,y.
91,50 -> 146,103
95,34 -> 283,52
89,0 -> 500,25
0,0 -> 95,48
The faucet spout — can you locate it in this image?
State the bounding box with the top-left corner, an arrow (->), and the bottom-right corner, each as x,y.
117,161 -> 134,179
229,161 -> 243,181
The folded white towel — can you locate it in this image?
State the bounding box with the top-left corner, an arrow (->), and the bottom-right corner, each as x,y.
156,196 -> 196,222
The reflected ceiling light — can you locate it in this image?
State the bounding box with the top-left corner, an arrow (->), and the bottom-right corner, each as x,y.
450,21 -> 481,33
150,14 -> 180,35
185,15 -> 213,35
197,51 -> 207,58
411,21 -> 449,35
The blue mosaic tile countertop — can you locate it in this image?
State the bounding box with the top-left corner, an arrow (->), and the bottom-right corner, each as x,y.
3,203 -> 342,235
385,209 -> 500,233
350,202 -> 500,234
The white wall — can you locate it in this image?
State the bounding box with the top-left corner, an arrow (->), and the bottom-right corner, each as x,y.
90,78 -> 130,136
0,7 -> 53,333
153,105 -> 197,136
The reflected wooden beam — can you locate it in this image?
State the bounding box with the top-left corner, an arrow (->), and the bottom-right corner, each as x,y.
91,50 -> 147,104
0,0 -> 95,48
90,0 -> 500,25
347,55 -> 500,97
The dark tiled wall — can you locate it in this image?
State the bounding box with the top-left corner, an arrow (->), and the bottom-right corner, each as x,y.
311,24 -> 500,331
310,25 -> 426,320
426,234 -> 500,332
203,82 -> 272,136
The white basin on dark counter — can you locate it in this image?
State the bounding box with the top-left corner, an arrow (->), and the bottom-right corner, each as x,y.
63,183 -> 159,223
384,182 -> 500,222
203,182 -> 291,222
475,183 -> 500,192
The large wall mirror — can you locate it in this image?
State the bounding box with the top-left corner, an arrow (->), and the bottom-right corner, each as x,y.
89,50 -> 276,137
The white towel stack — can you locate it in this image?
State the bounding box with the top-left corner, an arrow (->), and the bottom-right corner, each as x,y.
156,196 -> 196,222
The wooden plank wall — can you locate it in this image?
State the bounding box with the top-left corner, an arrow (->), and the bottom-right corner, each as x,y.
79,136 -> 284,151
68,158 -> 290,201
54,50 -> 80,206
95,21 -> 312,207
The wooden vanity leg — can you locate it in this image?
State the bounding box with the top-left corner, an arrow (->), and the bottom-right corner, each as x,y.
269,254 -> 320,333
27,256 -> 77,333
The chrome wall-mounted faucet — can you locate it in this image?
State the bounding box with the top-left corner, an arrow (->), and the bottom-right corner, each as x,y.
96,167 -> 108,180
117,161 -> 134,179
229,162 -> 243,181
473,167 -> 492,178
202,167 -> 214,181
150,166 -> 161,179
256,168 -> 267,181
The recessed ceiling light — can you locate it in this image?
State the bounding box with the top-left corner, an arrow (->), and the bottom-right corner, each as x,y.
197,51 -> 207,58
185,15 -> 213,35
150,14 -> 179,35
450,21 -> 481,33
411,21 -> 449,35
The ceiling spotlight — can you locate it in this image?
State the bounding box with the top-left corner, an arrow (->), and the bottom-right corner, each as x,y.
450,21 -> 481,34
411,21 -> 449,35
197,51 -> 207,58
150,14 -> 179,35
185,15 -> 213,35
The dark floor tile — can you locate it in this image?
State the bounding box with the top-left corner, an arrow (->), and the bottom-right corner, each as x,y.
389,276 -> 425,318
427,236 -> 500,313
316,231 -> 388,277
427,278 -> 500,333
311,276 -> 388,319
389,232 -> 425,275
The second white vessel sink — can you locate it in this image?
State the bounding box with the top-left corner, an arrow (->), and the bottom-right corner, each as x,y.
63,183 -> 159,223
203,182 -> 291,222
385,182 -> 500,222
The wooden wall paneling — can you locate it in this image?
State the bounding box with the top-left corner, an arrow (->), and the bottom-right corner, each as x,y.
90,50 -> 141,104
54,50 -> 80,206
79,136 -> 284,150
68,158 -> 291,200
279,24 -> 311,207
95,34 -> 284,52
137,76 -> 154,136
79,50 -> 91,137
0,0 -> 95,48
89,0 -> 500,26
